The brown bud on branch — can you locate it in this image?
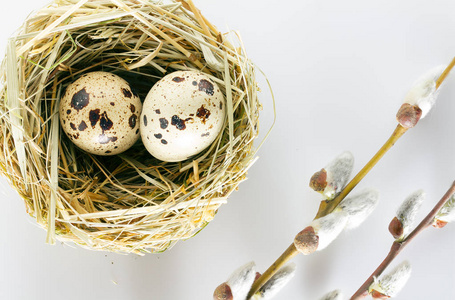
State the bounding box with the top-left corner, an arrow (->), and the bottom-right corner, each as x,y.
388,217 -> 404,239
294,226 -> 319,255
214,262 -> 256,300
309,152 -> 354,200
396,103 -> 422,128
396,65 -> 446,128
390,190 -> 425,240
213,282 -> 233,300
309,169 -> 328,192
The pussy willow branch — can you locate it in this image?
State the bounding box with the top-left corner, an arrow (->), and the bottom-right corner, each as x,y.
247,58 -> 455,299
315,124 -> 407,219
247,125 -> 407,298
350,180 -> 455,300
436,57 -> 455,89
317,56 -> 455,218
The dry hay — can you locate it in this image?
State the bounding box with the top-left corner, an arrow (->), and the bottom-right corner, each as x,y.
0,0 -> 268,254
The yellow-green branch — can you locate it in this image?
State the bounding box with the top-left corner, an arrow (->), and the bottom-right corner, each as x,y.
247,57 -> 455,299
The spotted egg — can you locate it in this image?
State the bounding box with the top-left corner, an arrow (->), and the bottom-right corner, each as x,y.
59,71 -> 142,156
140,70 -> 226,162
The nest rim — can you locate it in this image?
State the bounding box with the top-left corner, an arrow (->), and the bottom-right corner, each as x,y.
0,0 -> 263,254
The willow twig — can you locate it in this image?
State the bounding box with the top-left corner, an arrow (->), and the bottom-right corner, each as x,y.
350,180 -> 455,300
315,124 -> 408,219
247,58 -> 455,299
436,57 -> 455,89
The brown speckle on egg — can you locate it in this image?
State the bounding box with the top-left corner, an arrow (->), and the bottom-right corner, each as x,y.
155,109 -> 161,114
161,139 -> 168,144
130,104 -> 136,113
196,105 -> 211,124
154,133 -> 162,139
198,79 -> 214,96
78,121 -> 88,131
143,115 -> 148,126
89,109 -> 101,127
201,132 -> 210,137
122,88 -> 132,98
129,115 -> 137,128
70,88 -> 90,111
100,111 -> 114,131
171,115 -> 187,130
159,118 -> 168,129
172,77 -> 185,83
192,81 -> 197,86
70,123 -> 77,130
66,109 -> 71,115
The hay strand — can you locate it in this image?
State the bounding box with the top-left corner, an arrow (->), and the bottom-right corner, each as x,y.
6,39 -> 27,184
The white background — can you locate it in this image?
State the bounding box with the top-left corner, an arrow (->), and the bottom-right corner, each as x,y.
1,0 -> 455,299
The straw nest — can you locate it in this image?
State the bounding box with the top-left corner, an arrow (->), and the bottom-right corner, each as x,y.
0,0 -> 264,254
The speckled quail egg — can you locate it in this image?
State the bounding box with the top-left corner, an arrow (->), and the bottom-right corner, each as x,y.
140,70 -> 226,162
59,71 -> 142,156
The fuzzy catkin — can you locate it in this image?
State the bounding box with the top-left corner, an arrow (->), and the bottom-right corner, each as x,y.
370,261 -> 412,297
323,152 -> 354,200
396,190 -> 425,237
337,187 -> 379,229
311,211 -> 348,250
252,263 -> 296,300
226,261 -> 256,300
319,290 -> 344,300
404,65 -> 446,118
436,194 -> 455,223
